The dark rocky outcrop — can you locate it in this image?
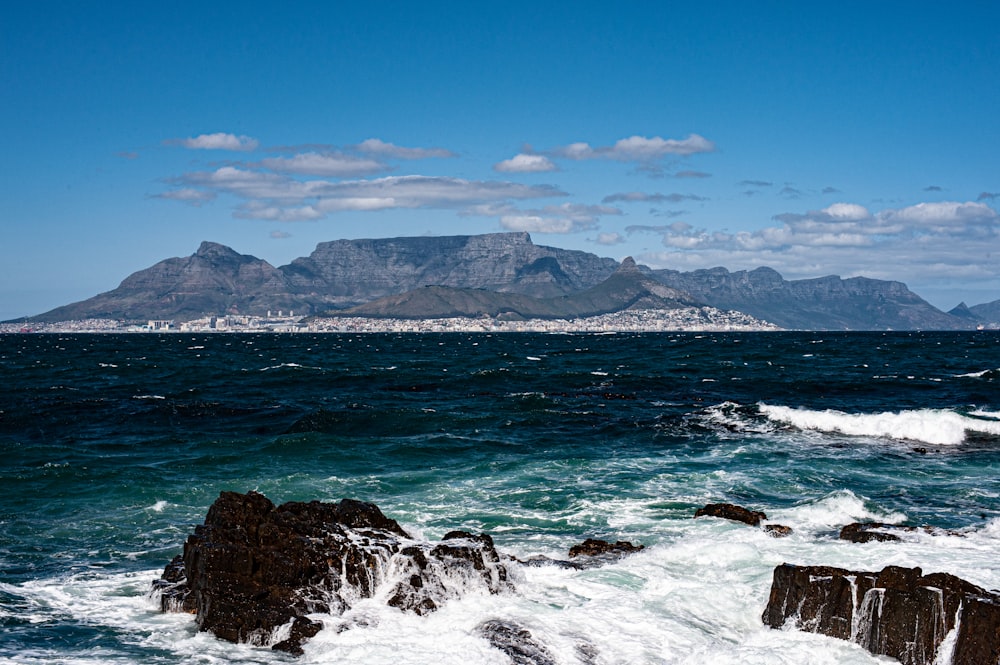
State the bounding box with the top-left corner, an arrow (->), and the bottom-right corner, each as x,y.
152,491 -> 511,655
568,538 -> 645,559
694,502 -> 792,535
762,563 -> 1000,665
694,503 -> 767,527
839,521 -> 963,543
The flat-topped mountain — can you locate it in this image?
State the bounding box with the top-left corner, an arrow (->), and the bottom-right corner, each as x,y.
20,232 -> 991,329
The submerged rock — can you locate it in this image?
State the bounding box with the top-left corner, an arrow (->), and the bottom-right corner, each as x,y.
477,619 -> 557,665
762,563 -> 1000,665
153,491 -> 511,655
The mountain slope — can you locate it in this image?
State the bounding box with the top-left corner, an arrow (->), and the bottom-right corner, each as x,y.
652,266 -> 969,330
968,299 -> 1000,326
282,232 -> 618,308
32,242 -> 300,322
26,234 -> 619,322
340,257 -> 702,320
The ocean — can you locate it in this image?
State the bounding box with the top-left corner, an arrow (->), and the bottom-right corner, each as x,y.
2,331 -> 999,664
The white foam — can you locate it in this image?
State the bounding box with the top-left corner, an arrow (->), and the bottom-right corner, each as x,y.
758,403 -> 1000,446
10,501 -> 1000,665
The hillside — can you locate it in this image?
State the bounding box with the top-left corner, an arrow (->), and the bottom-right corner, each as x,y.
340,257 -> 701,320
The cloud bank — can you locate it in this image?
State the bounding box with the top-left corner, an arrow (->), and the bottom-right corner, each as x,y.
640,201 -> 1000,290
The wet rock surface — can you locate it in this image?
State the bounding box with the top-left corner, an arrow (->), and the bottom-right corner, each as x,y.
694,502 -> 767,527
763,563 -> 1000,665
477,619 -> 558,665
568,538 -> 645,559
153,491 -> 511,655
839,521 -> 963,543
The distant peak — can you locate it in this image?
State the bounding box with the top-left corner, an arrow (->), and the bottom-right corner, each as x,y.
615,256 -> 640,273
196,241 -> 235,256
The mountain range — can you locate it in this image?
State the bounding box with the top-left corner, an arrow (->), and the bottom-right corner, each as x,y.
21,232 -> 999,330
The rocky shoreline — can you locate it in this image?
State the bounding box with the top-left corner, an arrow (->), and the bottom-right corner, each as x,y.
153,493 -> 1000,661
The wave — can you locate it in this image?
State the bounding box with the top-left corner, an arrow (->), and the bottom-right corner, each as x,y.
758,403 -> 1000,446
955,368 -> 1000,379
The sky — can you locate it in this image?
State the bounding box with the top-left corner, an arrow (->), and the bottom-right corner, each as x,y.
2,1 -> 999,321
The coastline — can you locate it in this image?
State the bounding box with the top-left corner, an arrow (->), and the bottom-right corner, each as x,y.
0,307 -> 780,334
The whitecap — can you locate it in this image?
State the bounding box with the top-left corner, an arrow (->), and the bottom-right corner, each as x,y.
758,403 -> 1000,446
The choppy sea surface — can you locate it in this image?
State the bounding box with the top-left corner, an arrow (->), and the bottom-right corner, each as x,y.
2,331 -> 1000,664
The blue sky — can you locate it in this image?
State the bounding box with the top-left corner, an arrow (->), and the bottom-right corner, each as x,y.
2,1 -> 998,320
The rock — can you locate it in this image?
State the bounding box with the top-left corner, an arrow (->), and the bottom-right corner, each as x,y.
839,521 -> 964,543
153,491 -> 511,655
568,538 -> 645,559
694,503 -> 767,526
477,619 -> 557,665
763,524 -> 793,538
762,563 -> 1000,665
150,553 -> 194,612
839,522 -> 902,543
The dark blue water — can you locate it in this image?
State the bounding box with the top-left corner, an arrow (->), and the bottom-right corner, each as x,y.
2,331 -> 999,664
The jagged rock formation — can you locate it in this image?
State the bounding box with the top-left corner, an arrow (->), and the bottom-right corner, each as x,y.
762,563 -> 1000,665
652,266 -> 971,330
152,491 -> 511,655
339,257 -> 703,320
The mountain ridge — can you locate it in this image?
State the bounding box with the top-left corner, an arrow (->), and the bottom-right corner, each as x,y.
18,233 -> 994,330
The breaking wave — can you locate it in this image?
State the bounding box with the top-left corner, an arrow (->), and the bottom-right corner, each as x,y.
758,404 -> 1000,446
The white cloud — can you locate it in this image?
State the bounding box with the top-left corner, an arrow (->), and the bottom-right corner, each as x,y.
595,232 -> 625,245
257,152 -> 386,177
602,191 -> 706,204
152,188 -> 217,205
491,202 -> 619,235
235,202 -> 323,222
355,138 -> 456,159
167,169 -> 564,220
879,201 -> 998,227
270,230 -> 292,239
639,199 -> 1000,295
823,202 -> 870,220
500,215 -> 585,234
494,154 -> 557,173
552,134 -> 716,161
176,132 -> 259,151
